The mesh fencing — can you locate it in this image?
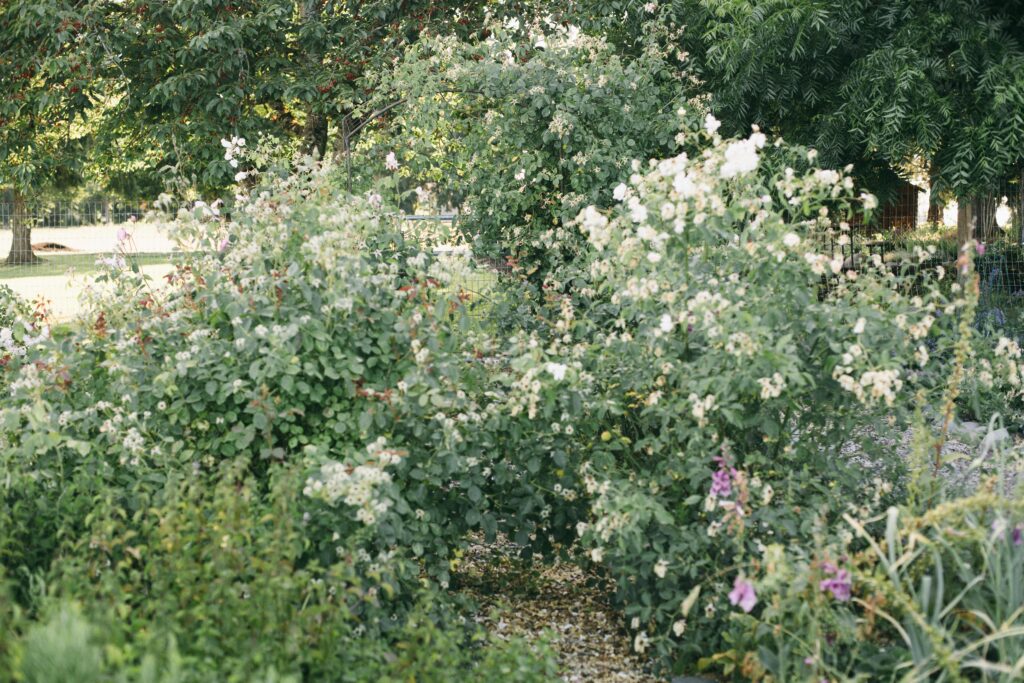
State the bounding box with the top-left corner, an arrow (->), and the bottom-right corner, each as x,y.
0,200 -> 178,320
817,177 -> 1024,340
4,188 -> 1022,334
0,204 -> 513,322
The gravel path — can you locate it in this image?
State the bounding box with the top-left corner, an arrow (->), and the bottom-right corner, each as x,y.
0,223 -> 178,254
2,223 -> 180,320
455,536 -> 669,683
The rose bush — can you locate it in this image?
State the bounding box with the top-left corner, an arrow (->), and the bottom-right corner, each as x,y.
474,112 -> 1024,674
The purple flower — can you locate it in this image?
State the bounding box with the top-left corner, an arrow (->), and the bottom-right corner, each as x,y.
219,237 -> 231,252
709,455 -> 737,499
710,468 -> 732,498
819,568 -> 852,602
728,576 -> 757,613
1013,526 -> 1022,546
117,227 -> 128,242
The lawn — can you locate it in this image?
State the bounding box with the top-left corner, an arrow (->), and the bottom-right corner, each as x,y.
0,252 -> 174,280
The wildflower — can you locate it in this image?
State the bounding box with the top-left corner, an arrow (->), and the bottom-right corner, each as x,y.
853,317 -> 866,335
758,373 -> 786,399
659,314 -> 674,333
861,193 -> 878,211
819,561 -> 852,601
654,559 -> 669,578
633,632 -> 649,653
613,183 -> 628,201
546,362 -> 569,381
385,151 -> 400,171
672,619 -> 687,637
782,232 -> 800,248
728,576 -> 757,613
590,547 -> 604,562
704,113 -> 721,135
710,465 -> 732,498
514,168 -> 526,181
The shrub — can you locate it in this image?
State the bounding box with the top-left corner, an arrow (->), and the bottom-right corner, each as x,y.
478,112 -> 1024,673
385,21 -> 686,278
0,158 -> 559,680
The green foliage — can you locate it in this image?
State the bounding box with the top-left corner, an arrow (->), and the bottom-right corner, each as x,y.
0,159 -> 559,680
0,284 -> 27,329
473,113 -> 1024,674
18,603 -> 104,683
0,0 -> 98,194
385,22 -> 686,276
666,0 -> 1024,197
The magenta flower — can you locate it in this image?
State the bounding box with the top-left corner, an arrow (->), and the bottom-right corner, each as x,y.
728,576 -> 757,613
709,455 -> 736,498
976,242 -> 986,256
710,468 -> 732,498
819,562 -> 852,602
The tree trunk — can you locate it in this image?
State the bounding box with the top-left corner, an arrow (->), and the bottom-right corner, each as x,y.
300,112 -> 328,159
5,191 -> 39,265
974,194 -> 997,243
298,0 -> 328,159
1018,168 -> 1024,244
957,198 -> 976,248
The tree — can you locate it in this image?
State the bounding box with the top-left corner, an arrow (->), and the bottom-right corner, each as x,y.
99,0 -> 515,196
0,1 -> 103,264
666,0 -> 1024,229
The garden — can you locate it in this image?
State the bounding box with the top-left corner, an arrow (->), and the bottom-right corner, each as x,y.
2,2 -> 1024,682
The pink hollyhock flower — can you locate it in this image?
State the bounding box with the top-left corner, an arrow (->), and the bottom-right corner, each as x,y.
728,576 -> 757,613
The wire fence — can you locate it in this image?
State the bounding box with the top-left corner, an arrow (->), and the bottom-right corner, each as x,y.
3,188 -> 1022,335
820,177 -> 1024,340
0,204 -> 513,322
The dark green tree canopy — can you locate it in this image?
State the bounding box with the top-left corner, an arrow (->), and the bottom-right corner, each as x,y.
674,0 -> 1024,197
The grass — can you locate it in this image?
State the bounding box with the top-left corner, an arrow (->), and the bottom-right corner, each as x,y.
0,252 -> 174,280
